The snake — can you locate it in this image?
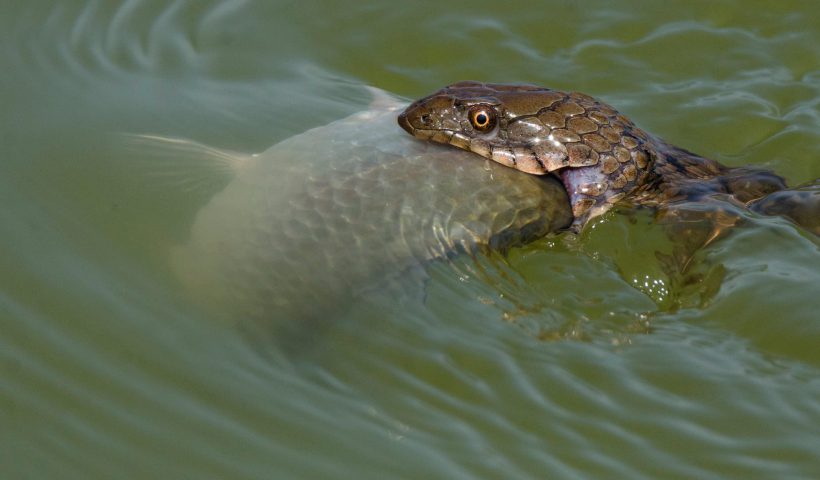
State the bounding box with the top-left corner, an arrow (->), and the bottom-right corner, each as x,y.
399,81 -> 818,234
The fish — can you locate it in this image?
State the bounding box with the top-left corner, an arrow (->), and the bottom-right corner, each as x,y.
127,88 -> 573,331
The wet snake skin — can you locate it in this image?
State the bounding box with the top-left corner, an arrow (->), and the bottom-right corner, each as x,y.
398,81 -> 794,229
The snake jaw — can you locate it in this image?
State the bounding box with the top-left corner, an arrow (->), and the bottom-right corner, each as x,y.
397,110 -> 416,135
557,166 -> 619,224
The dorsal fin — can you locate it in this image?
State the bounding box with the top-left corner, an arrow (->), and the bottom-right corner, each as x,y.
118,133 -> 253,196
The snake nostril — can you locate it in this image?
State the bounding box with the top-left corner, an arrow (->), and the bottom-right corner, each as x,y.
420,114 -> 431,125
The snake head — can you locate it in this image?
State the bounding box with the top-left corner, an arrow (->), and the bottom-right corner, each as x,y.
399,81 -> 564,175
399,81 -> 657,225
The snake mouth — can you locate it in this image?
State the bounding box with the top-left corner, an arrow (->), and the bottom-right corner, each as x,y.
397,111 -> 415,135
555,169 -> 574,196
397,119 -> 448,142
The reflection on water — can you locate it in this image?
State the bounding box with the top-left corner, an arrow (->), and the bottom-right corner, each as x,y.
2,1 -> 820,479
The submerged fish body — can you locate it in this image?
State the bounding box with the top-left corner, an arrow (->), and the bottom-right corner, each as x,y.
169,93 -> 572,324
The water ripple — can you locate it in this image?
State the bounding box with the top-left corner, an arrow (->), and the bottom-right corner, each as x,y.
5,0 -> 251,80
4,2 -> 820,478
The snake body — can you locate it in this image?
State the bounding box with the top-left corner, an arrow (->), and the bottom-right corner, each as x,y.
398,81 -> 795,229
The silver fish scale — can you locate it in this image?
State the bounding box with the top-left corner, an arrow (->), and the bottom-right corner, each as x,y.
173,104 -> 572,325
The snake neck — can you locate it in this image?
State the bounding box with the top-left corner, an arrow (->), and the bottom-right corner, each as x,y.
632,140 -> 787,208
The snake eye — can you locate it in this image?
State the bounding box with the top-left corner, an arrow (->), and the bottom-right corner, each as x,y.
468,105 -> 497,132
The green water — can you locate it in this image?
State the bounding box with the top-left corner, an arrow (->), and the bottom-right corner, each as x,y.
2,1 -> 820,478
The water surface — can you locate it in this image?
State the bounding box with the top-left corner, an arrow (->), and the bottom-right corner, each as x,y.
2,1 -> 820,478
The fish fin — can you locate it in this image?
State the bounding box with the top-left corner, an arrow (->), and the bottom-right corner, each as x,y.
365,86 -> 406,111
118,133 -> 253,195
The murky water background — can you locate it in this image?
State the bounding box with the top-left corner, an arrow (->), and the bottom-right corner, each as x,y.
2,1 -> 820,478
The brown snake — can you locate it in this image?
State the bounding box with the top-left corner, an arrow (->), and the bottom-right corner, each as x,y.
398,81 -> 817,232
